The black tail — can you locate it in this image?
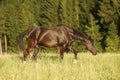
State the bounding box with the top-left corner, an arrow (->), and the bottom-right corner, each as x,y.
17,29 -> 32,51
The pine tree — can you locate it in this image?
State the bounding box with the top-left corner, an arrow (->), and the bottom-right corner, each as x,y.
58,0 -> 67,25
0,7 -> 5,37
39,0 -> 59,26
105,22 -> 119,52
111,0 -> 120,45
4,1 -> 21,52
58,0 -> 78,27
98,0 -> 120,52
19,3 -> 36,31
79,0 -> 96,29
0,3 -> 6,53
2,0 -> 37,52
73,0 -> 80,28
66,0 -> 74,27
98,0 -> 117,24
31,0 -> 41,24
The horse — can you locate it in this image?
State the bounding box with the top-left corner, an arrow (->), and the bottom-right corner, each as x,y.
17,24 -> 97,62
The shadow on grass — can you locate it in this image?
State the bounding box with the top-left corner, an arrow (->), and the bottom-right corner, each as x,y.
16,53 -> 60,62
39,54 -> 60,61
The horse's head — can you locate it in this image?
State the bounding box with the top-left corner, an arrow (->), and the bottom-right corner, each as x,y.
60,26 -> 97,55
83,37 -> 97,55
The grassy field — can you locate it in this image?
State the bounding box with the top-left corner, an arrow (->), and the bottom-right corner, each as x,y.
0,52 -> 120,80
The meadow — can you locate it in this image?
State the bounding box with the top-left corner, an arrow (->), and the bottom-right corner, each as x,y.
0,52 -> 120,80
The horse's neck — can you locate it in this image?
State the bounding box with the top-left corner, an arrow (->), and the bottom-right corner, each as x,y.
73,31 -> 88,42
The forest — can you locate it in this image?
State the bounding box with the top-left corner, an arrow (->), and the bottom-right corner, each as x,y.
0,0 -> 120,53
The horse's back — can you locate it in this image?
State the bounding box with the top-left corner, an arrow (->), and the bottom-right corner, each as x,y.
26,25 -> 73,47
37,26 -> 69,47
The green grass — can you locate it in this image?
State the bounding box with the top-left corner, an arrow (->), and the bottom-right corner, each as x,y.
0,53 -> 120,80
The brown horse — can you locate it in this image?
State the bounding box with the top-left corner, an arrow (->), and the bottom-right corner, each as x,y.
17,24 -> 97,62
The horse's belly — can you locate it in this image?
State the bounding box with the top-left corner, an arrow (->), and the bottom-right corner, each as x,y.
40,39 -> 58,47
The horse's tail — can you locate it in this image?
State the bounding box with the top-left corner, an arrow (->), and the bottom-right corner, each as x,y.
17,29 -> 32,51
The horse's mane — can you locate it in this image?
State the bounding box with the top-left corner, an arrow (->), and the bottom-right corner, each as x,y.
56,24 -> 73,33
56,24 -> 90,40
72,28 -> 89,38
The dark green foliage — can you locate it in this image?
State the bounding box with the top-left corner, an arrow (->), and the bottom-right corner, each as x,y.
0,0 -> 120,53
98,0 -> 120,52
0,8 -> 5,37
39,0 -> 59,26
58,0 -> 67,25
105,22 -> 120,52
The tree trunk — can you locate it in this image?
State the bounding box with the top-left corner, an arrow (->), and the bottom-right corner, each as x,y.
0,38 -> 2,54
4,35 -> 7,53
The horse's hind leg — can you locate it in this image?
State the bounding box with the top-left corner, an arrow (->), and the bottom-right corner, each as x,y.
59,46 -> 65,60
23,47 -> 32,61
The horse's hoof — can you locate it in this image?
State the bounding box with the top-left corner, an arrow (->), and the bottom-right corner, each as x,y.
73,59 -> 78,62
23,61 -> 26,64
35,62 -> 38,66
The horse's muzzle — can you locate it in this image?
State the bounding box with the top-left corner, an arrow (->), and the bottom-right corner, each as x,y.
92,51 -> 97,56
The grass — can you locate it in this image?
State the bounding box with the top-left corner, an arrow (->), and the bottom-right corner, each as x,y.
0,52 -> 120,80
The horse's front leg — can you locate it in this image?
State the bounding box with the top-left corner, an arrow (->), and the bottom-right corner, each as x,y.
33,45 -> 39,62
67,46 -> 78,61
73,48 -> 78,61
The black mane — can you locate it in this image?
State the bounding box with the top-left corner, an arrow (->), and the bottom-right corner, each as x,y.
56,24 -> 91,41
